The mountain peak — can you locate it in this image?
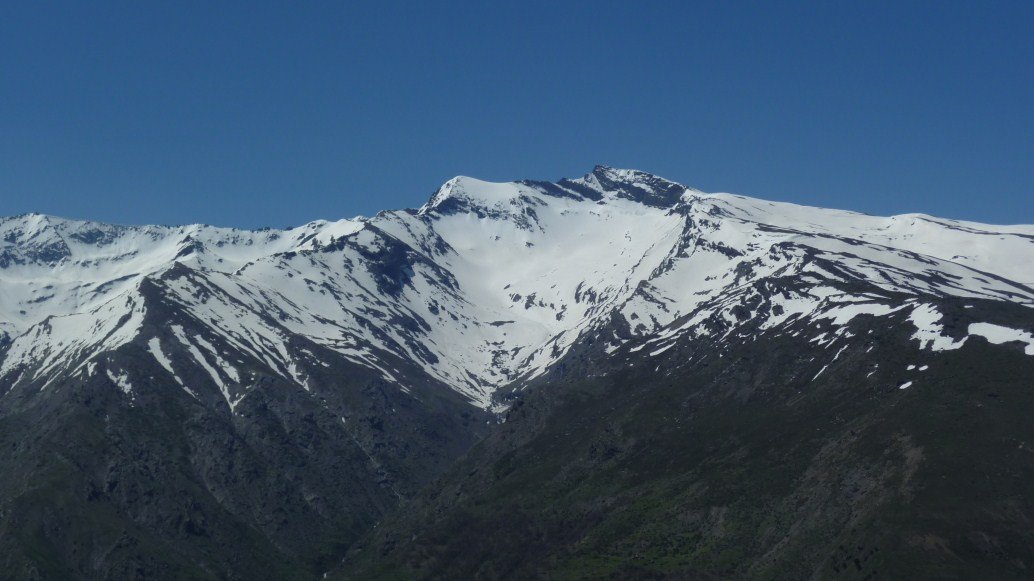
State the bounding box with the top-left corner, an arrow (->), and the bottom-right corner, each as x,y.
574,165 -> 692,208
418,175 -> 520,215
419,167 -> 694,216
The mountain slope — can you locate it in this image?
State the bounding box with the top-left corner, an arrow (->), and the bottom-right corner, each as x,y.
0,269 -> 488,578
1,166 -> 1033,578
337,291 -> 1034,579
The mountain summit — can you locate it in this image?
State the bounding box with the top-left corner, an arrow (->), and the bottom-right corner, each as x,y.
422,165 -> 692,216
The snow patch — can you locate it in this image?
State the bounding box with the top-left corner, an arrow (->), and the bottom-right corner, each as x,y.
105,368 -> 133,396
909,304 -> 967,352
147,337 -> 197,398
968,323 -> 1034,355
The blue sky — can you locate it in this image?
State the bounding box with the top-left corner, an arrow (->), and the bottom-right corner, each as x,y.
2,1 -> 1031,227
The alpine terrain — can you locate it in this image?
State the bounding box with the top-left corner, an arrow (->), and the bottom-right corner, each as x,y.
2,166 -> 1033,579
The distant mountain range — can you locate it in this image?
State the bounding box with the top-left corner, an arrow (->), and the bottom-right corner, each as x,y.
2,166 -> 1033,579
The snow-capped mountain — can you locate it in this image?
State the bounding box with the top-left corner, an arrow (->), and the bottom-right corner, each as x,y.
2,166 -> 1032,411
4,166 -> 1034,579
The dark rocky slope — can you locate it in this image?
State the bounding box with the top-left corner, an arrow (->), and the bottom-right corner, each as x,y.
0,280 -> 489,579
338,296 -> 1034,579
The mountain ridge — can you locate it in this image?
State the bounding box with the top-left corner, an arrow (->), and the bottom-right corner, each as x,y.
2,167 -> 1033,411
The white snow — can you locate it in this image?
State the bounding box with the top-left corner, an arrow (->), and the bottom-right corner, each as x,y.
1,167 -> 1033,409
147,337 -> 197,397
908,304 -> 967,352
171,325 -> 239,410
812,364 -> 830,381
968,323 -> 1034,355
105,368 -> 133,396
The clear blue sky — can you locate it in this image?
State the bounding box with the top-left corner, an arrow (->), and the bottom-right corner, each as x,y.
2,1 -> 1032,228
